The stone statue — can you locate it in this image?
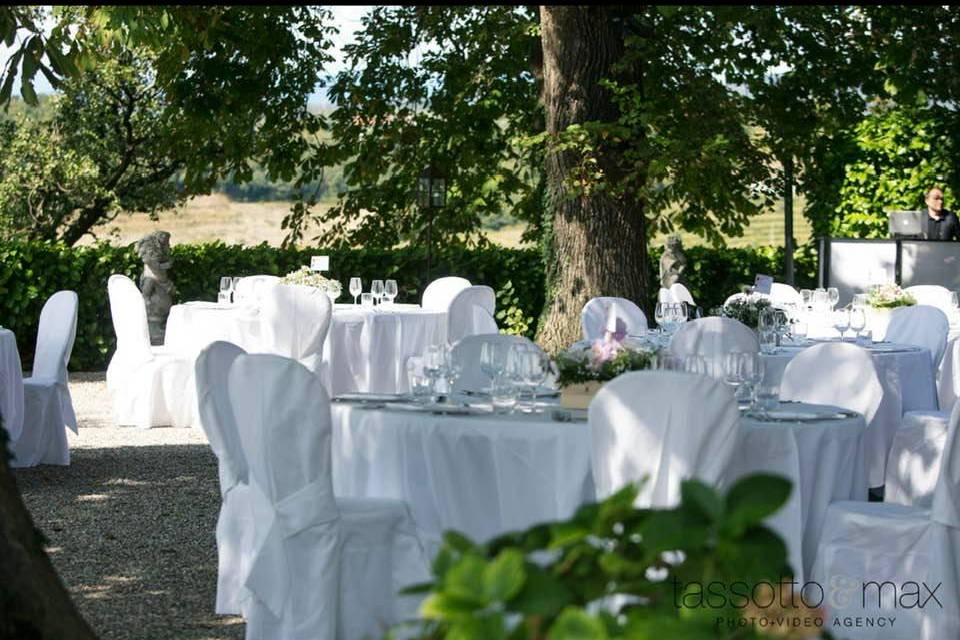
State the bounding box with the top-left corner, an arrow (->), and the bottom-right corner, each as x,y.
659,234 -> 687,289
137,231 -> 175,345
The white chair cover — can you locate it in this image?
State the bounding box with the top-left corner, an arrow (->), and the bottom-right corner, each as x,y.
421,276 -> 471,311
769,282 -> 803,306
106,275 -> 194,428
580,297 -> 648,341
886,305 -> 949,368
905,285 -> 955,315
588,370 -> 739,507
938,337 -> 960,413
228,354 -> 428,640
886,409 -> 950,509
259,283 -> 332,375
668,317 -> 759,359
723,292 -> 750,306
195,341 -> 254,614
447,285 -> 496,344
812,402 -> 960,639
658,288 -> 672,303
780,342 -> 892,487
10,291 -> 78,467
669,283 -> 695,305
234,275 -> 280,304
450,334 -> 541,394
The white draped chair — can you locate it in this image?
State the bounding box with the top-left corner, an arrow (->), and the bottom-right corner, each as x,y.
657,287 -> 672,303
905,285 -> 956,317
195,341 -> 253,615
580,297 -> 647,341
668,317 -> 759,360
588,370 -> 740,507
447,285 -> 497,344
812,402 -> 960,640
780,342 -> 892,488
259,283 -> 331,376
10,290 -> 78,467
769,282 -> 803,306
723,292 -> 750,306
450,333 -> 541,394
227,354 -> 429,640
106,275 -> 194,428
886,305 -> 949,368
669,282 -> 695,306
939,338 -> 960,413
233,275 -> 280,305
421,276 -> 471,311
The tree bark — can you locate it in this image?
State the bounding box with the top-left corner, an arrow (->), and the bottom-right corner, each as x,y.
535,6 -> 650,352
0,429 -> 98,639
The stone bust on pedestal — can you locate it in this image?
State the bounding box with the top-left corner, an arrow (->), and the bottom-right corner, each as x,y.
136,231 -> 175,345
659,234 -> 687,289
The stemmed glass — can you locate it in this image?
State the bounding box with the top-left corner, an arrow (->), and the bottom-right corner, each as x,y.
827,287 -> 840,310
219,277 -> 233,304
384,279 -> 398,307
833,308 -> 850,342
800,289 -> 813,310
422,345 -> 445,403
349,277 -> 362,305
371,280 -> 384,306
480,341 -> 508,391
723,352 -> 746,400
849,307 -> 866,341
441,344 -> 462,400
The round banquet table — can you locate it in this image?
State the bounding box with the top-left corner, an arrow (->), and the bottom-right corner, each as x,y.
760,340 -> 935,489
331,397 -> 866,579
0,328 -> 25,443
164,301 -> 447,395
727,402 -> 867,584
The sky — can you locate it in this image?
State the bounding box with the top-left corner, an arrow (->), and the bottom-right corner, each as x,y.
0,6 -> 372,105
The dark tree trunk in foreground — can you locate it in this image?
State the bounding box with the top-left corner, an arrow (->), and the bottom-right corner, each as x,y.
0,429 -> 98,640
536,6 -> 650,352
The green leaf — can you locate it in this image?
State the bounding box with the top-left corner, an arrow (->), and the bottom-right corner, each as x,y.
482,548 -> 525,602
419,593 -> 483,620
548,607 -> 608,640
722,473 -> 792,536
445,553 -> 488,604
510,566 -> 573,616
20,79 -> 38,106
680,479 -> 723,523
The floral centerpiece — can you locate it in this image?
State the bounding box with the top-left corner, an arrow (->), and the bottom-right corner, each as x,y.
710,294 -> 772,329
554,320 -> 658,409
281,266 -> 342,301
867,283 -> 916,309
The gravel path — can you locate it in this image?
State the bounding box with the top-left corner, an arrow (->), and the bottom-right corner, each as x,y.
12,372 -> 244,640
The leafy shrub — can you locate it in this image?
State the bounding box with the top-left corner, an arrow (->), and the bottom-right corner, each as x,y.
0,239 -> 814,371
394,474 -> 821,639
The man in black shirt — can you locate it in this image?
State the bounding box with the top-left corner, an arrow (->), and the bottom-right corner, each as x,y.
923,186 -> 960,240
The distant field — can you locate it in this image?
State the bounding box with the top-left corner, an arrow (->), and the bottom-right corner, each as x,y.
83,193 -> 812,249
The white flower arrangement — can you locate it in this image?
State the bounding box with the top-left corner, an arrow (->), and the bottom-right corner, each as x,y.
867,283 -> 915,309
281,266 -> 342,299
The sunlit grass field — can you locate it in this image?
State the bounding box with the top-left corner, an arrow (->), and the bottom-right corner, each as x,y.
83,193 -> 812,249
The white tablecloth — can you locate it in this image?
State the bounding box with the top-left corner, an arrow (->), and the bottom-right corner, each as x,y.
727,402 -> 867,583
164,302 -> 447,394
331,399 -> 867,575
0,329 -> 25,443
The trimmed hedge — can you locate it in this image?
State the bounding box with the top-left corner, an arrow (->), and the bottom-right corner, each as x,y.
0,240 -> 817,371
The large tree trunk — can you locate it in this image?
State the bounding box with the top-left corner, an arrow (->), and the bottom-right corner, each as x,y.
535,6 -> 650,353
0,429 -> 98,640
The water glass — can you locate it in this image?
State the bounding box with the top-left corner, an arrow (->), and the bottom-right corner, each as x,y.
350,277 -> 362,305
833,309 -> 850,342
219,276 -> 233,304
827,287 -> 840,310
384,279 -> 398,306
759,328 -> 777,354
480,341 -> 508,386
422,345 -> 445,402
491,378 -> 518,414
406,361 -> 431,403
754,383 -> 780,412
371,280 -> 385,305
800,289 -> 813,309
360,292 -> 374,308
849,307 -> 866,337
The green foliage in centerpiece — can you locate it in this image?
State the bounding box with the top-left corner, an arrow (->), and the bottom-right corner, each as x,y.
554,343 -> 657,387
866,283 -> 916,309
394,474 -> 809,639
710,295 -> 772,330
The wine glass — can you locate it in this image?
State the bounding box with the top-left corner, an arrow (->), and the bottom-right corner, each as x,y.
849,307 -> 866,339
480,341 -> 507,390
422,345 -> 445,402
219,277 -> 234,304
723,352 -> 746,399
523,348 -> 550,413
654,302 -> 666,330
384,279 -> 398,306
371,280 -> 384,306
833,309 -> 850,342
800,289 -> 813,310
827,287 -> 840,310
349,277 -> 362,305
